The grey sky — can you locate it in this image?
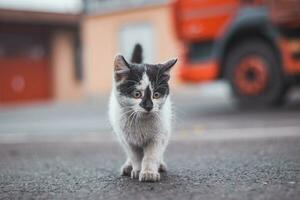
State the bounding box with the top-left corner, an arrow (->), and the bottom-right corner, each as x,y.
0,0 -> 82,13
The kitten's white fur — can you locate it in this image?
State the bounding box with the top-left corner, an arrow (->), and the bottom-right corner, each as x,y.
108,71 -> 172,182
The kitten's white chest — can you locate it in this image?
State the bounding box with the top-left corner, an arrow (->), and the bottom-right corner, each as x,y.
121,116 -> 161,146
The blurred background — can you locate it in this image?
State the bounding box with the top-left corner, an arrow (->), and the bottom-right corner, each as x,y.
0,0 -> 300,138
0,0 -> 179,105
0,0 -> 300,199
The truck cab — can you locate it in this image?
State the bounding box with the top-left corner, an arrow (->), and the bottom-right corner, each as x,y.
172,0 -> 300,106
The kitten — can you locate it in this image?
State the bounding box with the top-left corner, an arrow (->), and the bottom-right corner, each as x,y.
108,44 -> 177,182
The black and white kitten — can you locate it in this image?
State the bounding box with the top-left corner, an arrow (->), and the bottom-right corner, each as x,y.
109,44 -> 177,182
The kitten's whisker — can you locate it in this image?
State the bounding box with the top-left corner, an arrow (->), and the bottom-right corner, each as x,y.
128,112 -> 134,128
130,111 -> 138,128
126,111 -> 136,127
119,110 -> 135,119
132,112 -> 138,129
129,111 -> 137,128
120,108 -> 134,113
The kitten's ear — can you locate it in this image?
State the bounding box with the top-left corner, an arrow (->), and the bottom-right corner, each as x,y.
114,54 -> 130,81
161,58 -> 177,75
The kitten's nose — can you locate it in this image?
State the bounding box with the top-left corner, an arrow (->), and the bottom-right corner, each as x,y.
140,100 -> 153,112
144,104 -> 153,112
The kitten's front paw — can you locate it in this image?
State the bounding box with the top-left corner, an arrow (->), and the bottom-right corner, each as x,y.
120,164 -> 132,176
139,170 -> 160,182
159,162 -> 167,173
131,170 -> 140,179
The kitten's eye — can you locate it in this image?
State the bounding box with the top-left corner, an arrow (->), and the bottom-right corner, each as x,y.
132,90 -> 142,99
153,92 -> 161,99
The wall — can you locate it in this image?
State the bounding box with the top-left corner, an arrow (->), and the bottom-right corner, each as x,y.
51,30 -> 83,101
82,4 -> 180,97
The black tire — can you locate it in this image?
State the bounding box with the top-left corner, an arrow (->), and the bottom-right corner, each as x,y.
224,39 -> 288,107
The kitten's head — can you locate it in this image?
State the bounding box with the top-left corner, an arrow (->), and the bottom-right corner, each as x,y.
113,52 -> 176,114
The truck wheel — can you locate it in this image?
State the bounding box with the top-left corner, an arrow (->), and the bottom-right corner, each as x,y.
224,39 -> 287,107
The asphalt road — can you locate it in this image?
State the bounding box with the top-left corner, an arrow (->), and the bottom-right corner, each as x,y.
0,83 -> 300,199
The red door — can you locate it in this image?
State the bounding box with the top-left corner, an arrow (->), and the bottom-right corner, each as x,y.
0,31 -> 52,104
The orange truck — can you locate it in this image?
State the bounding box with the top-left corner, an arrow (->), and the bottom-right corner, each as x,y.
172,0 -> 300,106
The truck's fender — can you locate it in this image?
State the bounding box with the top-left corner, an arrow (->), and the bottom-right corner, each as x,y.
213,7 -> 281,76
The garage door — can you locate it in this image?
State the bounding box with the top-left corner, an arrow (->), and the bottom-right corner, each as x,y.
0,31 -> 51,103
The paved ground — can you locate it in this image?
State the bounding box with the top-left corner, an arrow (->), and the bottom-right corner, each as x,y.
0,83 -> 300,199
1,137 -> 299,200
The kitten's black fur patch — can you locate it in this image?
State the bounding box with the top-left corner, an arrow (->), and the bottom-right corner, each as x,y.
139,86 -> 153,112
116,64 -> 145,97
146,64 -> 170,96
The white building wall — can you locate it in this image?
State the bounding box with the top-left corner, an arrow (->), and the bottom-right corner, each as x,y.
0,0 -> 82,13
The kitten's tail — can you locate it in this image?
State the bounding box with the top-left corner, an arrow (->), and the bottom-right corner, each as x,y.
131,43 -> 143,64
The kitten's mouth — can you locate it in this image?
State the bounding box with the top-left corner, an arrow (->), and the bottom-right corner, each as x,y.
141,111 -> 151,115
140,111 -> 156,117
